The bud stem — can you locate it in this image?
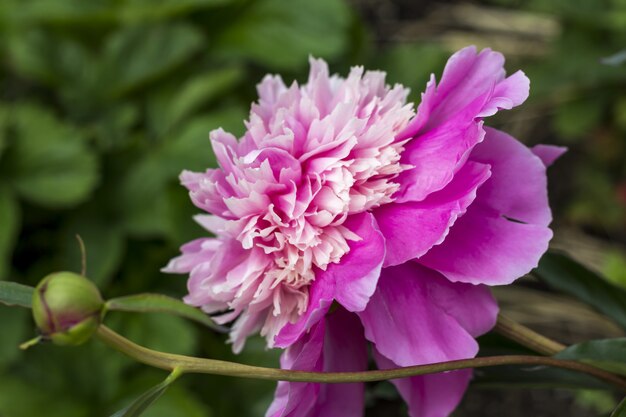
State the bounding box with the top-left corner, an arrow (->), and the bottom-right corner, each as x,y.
96,324 -> 626,392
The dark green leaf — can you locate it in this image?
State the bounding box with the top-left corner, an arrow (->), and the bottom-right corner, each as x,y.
472,365 -> 612,390
534,252 -> 626,330
111,369 -> 182,417
556,338 -> 626,376
6,105 -> 98,208
215,0 -> 350,70
0,188 -> 20,279
102,24 -> 205,97
612,397 -> 626,417
0,281 -> 34,308
106,293 -> 225,332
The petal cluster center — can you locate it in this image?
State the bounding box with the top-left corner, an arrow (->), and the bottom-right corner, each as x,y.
165,58 -> 414,350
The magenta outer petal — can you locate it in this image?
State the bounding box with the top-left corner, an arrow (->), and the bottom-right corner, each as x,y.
394,113 -> 485,203
266,321 -> 325,417
394,46 -> 529,203
308,309 -> 367,417
376,161 -> 491,267
267,309 -> 367,417
531,144 -> 567,167
326,212 -> 385,312
418,128 -> 555,285
275,213 -> 384,347
357,263 -> 496,417
470,127 -> 553,226
375,349 -> 472,417
358,263 -> 486,366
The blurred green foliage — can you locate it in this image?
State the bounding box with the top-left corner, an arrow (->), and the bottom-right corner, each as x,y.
0,0 -> 356,415
1,0 -> 626,416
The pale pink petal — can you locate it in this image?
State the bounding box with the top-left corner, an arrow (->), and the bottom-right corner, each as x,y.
376,161 -> 491,266
274,275 -> 334,348
274,213 -> 384,347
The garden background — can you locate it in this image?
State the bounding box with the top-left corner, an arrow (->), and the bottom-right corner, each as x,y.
0,0 -> 625,416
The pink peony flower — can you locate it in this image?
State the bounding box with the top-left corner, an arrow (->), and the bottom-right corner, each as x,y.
164,46 -> 565,417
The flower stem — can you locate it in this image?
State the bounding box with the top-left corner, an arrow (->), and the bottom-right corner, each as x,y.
494,314 -> 567,355
96,325 -> 626,392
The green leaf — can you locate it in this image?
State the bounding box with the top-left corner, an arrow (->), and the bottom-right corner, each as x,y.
215,0 -> 350,70
534,252 -> 626,330
0,306 -> 28,370
6,30 -> 96,91
613,397 -> 626,417
556,338 -> 626,376
0,188 -> 20,279
0,106 -> 8,159
111,369 -> 182,417
0,375 -> 89,417
108,312 -> 198,355
0,281 -> 34,308
6,104 -> 98,208
119,107 -> 245,238
148,67 -> 244,137
472,365 -> 612,390
106,294 -> 225,332
101,24 -> 205,97
120,0 -> 233,23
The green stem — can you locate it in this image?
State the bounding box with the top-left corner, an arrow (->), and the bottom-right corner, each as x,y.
96,325 -> 626,391
494,314 -> 567,355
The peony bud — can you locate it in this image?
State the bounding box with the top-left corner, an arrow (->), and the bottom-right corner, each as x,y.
32,272 -> 104,346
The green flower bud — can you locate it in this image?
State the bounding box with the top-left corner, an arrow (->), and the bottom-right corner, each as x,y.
32,272 -> 104,346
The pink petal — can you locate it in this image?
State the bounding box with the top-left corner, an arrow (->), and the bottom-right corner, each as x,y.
418,128 -> 554,285
394,46 -> 529,202
357,263 -> 480,366
266,320 -> 325,417
531,144 -> 567,167
470,128 -> 553,226
274,275 -> 334,348
325,212 -> 385,312
394,113 -> 486,203
376,161 -> 491,267
275,212 -> 384,347
308,309 -> 368,417
267,309 -> 367,417
374,349 -> 472,417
